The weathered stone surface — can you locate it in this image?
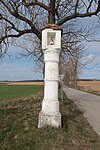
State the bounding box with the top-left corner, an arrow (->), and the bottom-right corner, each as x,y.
38,26 -> 62,128
38,111 -> 61,128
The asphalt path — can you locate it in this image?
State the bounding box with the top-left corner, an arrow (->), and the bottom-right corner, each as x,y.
63,85 -> 100,137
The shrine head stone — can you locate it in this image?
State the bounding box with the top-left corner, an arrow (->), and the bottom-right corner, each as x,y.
42,24 -> 62,50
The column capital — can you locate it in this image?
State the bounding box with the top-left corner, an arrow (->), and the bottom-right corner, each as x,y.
42,24 -> 61,31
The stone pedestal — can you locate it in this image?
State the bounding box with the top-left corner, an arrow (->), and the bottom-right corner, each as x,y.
38,25 -> 62,128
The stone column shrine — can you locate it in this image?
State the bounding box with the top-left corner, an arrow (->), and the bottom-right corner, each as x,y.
38,24 -> 62,128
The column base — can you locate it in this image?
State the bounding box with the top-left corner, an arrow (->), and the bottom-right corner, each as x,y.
38,111 -> 61,128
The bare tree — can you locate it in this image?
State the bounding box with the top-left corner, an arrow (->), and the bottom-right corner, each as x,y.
0,0 -> 100,50
0,0 -> 100,81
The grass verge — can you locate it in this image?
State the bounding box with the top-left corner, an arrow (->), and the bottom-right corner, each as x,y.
0,90 -> 100,150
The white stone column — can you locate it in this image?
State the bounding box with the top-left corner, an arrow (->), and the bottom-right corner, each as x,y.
38,25 -> 62,128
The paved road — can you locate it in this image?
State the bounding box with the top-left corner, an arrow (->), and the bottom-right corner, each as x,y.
63,85 -> 100,137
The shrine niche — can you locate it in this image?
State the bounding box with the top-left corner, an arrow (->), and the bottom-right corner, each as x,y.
47,32 -> 56,45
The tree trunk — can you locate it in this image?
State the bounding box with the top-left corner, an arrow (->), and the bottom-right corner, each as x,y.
48,0 -> 55,24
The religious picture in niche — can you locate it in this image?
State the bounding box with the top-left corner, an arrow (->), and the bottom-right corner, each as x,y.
47,32 -> 56,45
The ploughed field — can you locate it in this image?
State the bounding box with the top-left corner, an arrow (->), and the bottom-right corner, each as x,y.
1,81 -> 44,86
77,80 -> 100,95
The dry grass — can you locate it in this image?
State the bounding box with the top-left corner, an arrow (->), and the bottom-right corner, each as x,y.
77,81 -> 100,96
77,81 -> 100,92
0,91 -> 100,150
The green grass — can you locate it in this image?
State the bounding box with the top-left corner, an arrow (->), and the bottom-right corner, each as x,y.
0,84 -> 43,100
0,91 -> 100,150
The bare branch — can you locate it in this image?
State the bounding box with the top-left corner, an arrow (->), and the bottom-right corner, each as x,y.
75,0 -> 79,13
57,0 -> 100,25
87,0 -> 94,13
0,0 -> 41,39
0,29 -> 33,43
22,0 -> 49,11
